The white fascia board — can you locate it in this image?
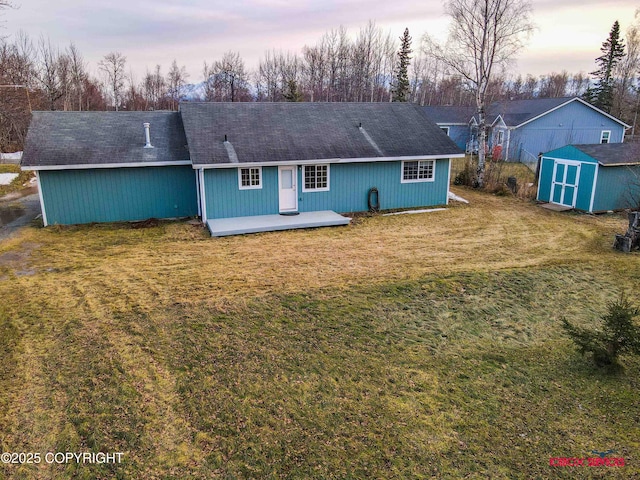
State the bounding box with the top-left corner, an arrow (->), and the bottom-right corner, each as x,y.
513,97 -> 631,130
192,154 -> 466,170
437,122 -> 468,126
35,171 -> 48,227
22,160 -> 192,171
491,115 -> 507,128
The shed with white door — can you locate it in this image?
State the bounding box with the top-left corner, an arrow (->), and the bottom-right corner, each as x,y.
537,143 -> 640,213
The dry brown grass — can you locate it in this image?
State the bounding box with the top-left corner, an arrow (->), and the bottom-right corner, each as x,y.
1,187 -> 624,308
1,188 -> 638,478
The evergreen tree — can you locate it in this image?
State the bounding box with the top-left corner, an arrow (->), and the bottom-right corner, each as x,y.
393,28 -> 412,102
586,21 -> 626,113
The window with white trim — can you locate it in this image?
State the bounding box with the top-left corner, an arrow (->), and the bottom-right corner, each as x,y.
401,160 -> 435,183
600,130 -> 611,144
440,126 -> 450,136
303,164 -> 329,191
238,167 -> 262,189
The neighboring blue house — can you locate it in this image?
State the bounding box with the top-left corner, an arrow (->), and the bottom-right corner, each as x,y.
424,97 -> 629,164
21,103 -> 464,235
537,143 -> 640,213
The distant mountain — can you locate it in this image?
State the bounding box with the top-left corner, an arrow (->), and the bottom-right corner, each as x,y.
180,82 -> 207,101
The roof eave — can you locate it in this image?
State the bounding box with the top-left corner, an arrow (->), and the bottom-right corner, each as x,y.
21,160 -> 192,171
192,153 -> 465,169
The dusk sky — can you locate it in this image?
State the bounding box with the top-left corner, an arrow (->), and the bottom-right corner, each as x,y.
3,0 -> 639,85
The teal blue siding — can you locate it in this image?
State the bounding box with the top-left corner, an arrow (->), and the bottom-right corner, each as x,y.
204,167 -> 279,218
298,160 -> 450,213
592,166 -> 640,212
40,165 -> 198,225
204,160 -> 450,219
575,163 -> 596,211
537,158 -> 554,202
507,101 -> 625,161
543,145 -> 598,164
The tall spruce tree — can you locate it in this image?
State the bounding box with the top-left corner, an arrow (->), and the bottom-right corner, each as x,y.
586,21 -> 626,113
393,28 -> 412,102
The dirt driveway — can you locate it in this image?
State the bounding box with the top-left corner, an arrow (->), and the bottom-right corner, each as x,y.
0,187 -> 42,241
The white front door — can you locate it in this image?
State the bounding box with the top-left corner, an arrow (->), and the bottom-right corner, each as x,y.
278,165 -> 298,212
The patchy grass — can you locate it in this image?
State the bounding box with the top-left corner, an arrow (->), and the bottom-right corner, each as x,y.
0,164 -> 34,198
0,188 -> 638,478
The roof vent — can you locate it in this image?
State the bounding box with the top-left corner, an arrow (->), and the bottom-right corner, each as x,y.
143,122 -> 153,148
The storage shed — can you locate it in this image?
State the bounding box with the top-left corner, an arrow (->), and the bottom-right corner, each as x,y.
537,143 -> 640,213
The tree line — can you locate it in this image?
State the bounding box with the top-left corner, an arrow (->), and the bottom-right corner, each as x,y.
1,14 -> 639,152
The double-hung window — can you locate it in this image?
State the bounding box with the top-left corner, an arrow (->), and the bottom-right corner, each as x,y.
303,164 -> 329,191
401,160 -> 435,183
238,167 -> 262,189
600,131 -> 611,144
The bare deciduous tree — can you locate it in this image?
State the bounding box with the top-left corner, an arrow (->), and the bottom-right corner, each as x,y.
99,51 -> 126,111
167,59 -> 188,110
431,0 -> 534,187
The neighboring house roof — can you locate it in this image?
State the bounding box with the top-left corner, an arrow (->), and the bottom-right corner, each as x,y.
22,111 -> 190,169
422,105 -> 475,125
572,143 -> 640,166
424,97 -> 630,130
180,102 -> 463,167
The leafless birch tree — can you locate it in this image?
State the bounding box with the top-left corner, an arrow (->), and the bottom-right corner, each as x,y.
431,0 -> 533,187
99,51 -> 126,111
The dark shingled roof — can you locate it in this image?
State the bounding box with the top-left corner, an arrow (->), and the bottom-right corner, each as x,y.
423,105 -> 475,125
486,97 -> 575,126
21,111 -> 189,167
424,97 -> 629,129
573,143 -> 640,166
180,102 -> 463,165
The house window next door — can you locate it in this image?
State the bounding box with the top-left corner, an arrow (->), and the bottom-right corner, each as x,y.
551,161 -> 580,208
278,165 -> 298,212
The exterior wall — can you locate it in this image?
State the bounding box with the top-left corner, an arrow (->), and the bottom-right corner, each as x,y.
39,165 -> 198,225
592,165 -> 640,212
508,101 -> 625,162
203,159 -> 451,219
203,166 -> 279,219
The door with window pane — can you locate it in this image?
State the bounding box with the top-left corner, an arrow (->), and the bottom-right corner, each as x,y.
278,166 -> 298,212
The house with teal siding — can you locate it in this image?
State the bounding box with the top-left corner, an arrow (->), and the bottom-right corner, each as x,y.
21,103 -> 464,236
537,143 -> 640,213
20,111 -> 198,226
424,97 -> 629,164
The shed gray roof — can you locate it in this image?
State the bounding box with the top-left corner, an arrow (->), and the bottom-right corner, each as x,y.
573,143 -> 640,166
21,111 -> 190,168
180,102 -> 463,166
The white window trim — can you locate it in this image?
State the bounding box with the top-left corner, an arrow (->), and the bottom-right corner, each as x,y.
302,164 -> 330,192
440,126 -> 450,136
401,160 -> 436,184
238,166 -> 262,190
600,130 -> 611,144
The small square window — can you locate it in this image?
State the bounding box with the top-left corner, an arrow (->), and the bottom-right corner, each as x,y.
238,167 -> 262,189
402,160 -> 435,183
303,165 -> 329,191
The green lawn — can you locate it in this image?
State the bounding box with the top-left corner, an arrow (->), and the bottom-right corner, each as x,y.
0,188 -> 638,479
